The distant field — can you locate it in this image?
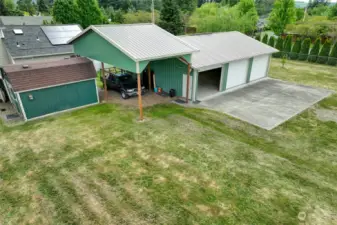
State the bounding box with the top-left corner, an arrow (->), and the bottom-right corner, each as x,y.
0,59 -> 336,224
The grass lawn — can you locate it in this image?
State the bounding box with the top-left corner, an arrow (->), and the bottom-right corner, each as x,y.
0,59 -> 336,225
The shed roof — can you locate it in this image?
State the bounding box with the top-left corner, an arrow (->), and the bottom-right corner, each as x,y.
69,24 -> 198,61
0,16 -> 53,26
3,57 -> 96,92
2,25 -> 75,58
179,32 -> 278,71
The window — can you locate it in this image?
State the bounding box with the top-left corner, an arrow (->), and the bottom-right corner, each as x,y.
13,29 -> 23,35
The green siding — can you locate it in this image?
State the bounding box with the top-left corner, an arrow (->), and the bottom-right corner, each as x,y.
246,58 -> 254,83
73,30 -> 137,73
221,63 -> 229,91
150,57 -> 189,97
20,79 -> 98,120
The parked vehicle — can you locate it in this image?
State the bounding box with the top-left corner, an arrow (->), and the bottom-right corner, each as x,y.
101,72 -> 145,99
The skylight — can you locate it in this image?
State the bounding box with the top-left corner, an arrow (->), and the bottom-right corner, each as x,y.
13,29 -> 23,35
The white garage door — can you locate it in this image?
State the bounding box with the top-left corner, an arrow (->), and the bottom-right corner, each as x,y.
226,59 -> 249,89
250,55 -> 270,81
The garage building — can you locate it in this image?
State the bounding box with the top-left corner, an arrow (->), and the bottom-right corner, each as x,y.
1,57 -> 99,121
180,32 -> 278,101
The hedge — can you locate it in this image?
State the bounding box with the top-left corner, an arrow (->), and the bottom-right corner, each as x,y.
308,38 -> 320,63
289,38 -> 301,60
273,38 -> 284,58
327,44 -> 337,66
255,35 -> 261,41
268,36 -> 275,47
317,40 -> 331,64
298,38 -> 310,61
262,34 -> 269,44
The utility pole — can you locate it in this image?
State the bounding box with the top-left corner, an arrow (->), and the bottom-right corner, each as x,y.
151,0 -> 155,23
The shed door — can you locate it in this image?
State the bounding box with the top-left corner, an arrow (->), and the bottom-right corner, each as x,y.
250,55 -> 269,81
226,59 -> 249,89
182,74 -> 192,99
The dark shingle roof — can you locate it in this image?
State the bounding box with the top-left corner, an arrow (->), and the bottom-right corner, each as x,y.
2,25 -> 74,58
3,57 -> 96,92
0,16 -> 52,26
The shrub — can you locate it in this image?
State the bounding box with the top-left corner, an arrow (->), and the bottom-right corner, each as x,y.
262,34 -> 269,44
308,38 -> 320,62
298,38 -> 310,61
317,40 -> 331,64
283,35 -> 292,55
273,37 -> 284,58
255,34 -> 261,41
327,44 -> 337,66
268,36 -> 275,47
289,38 -> 301,60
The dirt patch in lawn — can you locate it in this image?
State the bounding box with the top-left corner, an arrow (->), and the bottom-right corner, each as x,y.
316,109 -> 337,123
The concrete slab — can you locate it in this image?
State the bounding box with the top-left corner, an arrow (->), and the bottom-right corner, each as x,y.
199,79 -> 333,130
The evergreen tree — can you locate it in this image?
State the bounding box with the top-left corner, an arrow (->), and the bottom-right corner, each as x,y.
308,38 -> 320,63
289,38 -> 301,60
53,0 -> 79,24
0,0 -> 8,15
317,40 -> 331,64
273,37 -> 284,58
283,35 -> 292,56
298,38 -> 310,61
262,34 -> 269,44
268,0 -> 296,35
37,0 -> 48,13
327,44 -> 337,66
77,0 -> 103,28
255,34 -> 261,41
159,0 -> 184,35
268,36 -> 275,47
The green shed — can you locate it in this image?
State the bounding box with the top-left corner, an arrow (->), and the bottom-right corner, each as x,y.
2,57 -> 99,121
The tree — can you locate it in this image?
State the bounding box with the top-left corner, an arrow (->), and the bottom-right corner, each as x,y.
255,0 -> 275,15
53,0 -> 79,24
273,37 -> 284,58
296,8 -> 304,21
283,35 -> 292,55
220,0 -> 240,6
0,0 -> 8,15
176,0 -> 198,33
17,0 -> 37,15
268,0 -> 296,35
328,3 -> 337,19
262,34 -> 269,44
308,38 -> 320,62
317,40 -> 331,64
298,38 -> 310,61
255,34 -> 261,41
308,0 -> 329,9
37,0 -> 48,13
327,43 -> 337,66
159,0 -> 184,35
77,0 -> 103,28
289,38 -> 301,60
268,36 -> 275,47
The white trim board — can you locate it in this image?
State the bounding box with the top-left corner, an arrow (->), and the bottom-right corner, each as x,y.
17,92 -> 27,121
17,78 -> 96,93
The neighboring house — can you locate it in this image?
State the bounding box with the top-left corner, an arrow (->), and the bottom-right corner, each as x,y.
0,16 -> 52,26
2,57 -> 99,121
1,25 -> 81,65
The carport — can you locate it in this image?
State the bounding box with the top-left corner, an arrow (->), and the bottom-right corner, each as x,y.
68,24 -> 198,120
180,32 -> 278,101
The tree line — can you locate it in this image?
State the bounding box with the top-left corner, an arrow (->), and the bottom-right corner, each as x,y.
257,34 -> 337,66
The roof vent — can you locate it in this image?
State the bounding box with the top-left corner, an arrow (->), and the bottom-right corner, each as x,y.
22,65 -> 29,69
36,36 -> 40,41
16,42 -> 20,47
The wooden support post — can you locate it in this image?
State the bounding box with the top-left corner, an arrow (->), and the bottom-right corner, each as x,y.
137,73 -> 144,120
186,63 -> 191,103
147,64 -> 151,92
101,62 -> 108,102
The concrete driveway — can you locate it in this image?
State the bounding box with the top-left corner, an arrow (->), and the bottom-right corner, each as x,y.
199,79 -> 333,130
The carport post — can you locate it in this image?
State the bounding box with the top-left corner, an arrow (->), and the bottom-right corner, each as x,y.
136,62 -> 144,121
147,64 -> 151,92
101,62 -> 108,102
186,63 -> 191,103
